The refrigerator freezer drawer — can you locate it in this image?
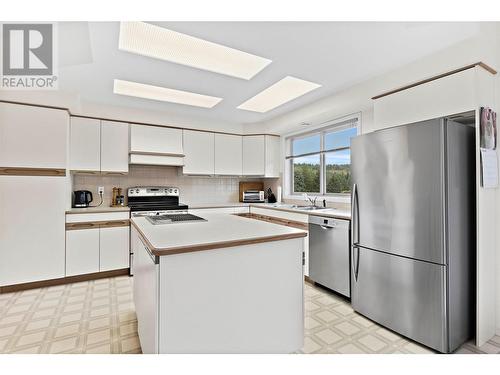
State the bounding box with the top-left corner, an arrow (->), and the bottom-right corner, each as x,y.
352,247 -> 447,352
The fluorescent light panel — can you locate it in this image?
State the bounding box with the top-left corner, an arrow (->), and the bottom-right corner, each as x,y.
113,79 -> 222,108
237,76 -> 321,113
119,22 -> 272,80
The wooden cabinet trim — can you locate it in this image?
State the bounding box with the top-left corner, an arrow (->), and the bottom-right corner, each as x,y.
66,219 -> 130,230
0,167 -> 66,177
236,213 -> 308,230
129,151 -> 185,157
372,62 -> 497,100
0,100 -> 280,137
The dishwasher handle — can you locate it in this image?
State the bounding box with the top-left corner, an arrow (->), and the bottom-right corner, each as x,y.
320,223 -> 336,230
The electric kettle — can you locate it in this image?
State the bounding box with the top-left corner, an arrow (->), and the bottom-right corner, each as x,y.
73,190 -> 93,208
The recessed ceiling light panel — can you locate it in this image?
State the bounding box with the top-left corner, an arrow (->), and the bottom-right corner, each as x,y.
113,79 -> 222,108
237,76 -> 321,113
119,22 -> 272,80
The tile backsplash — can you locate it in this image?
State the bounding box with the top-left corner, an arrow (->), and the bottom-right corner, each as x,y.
72,165 -> 272,207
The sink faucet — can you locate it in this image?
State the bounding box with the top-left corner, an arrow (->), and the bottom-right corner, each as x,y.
302,193 -> 318,207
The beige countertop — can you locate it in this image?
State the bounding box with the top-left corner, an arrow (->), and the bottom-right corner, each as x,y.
248,203 -> 351,220
131,213 -> 307,256
189,203 -> 251,209
66,206 -> 130,214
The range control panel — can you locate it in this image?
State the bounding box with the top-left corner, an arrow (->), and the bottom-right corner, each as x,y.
127,186 -> 180,197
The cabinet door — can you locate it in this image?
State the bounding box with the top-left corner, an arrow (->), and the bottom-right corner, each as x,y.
100,226 -> 130,271
0,176 -> 66,286
183,130 -> 214,175
242,135 -> 265,176
265,135 -> 281,177
214,134 -> 242,175
130,124 -> 183,155
0,102 -> 68,168
101,121 -> 129,173
70,117 -> 101,172
66,228 -> 100,276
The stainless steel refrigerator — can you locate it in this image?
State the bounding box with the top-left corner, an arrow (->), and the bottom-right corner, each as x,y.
350,118 -> 475,353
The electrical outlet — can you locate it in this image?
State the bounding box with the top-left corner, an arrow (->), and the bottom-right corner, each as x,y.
98,186 -> 104,195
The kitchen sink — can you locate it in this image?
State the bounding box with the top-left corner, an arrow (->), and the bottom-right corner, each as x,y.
293,205 -> 329,211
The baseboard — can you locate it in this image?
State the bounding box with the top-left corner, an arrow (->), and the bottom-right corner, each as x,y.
0,268 -> 130,294
496,328 -> 500,337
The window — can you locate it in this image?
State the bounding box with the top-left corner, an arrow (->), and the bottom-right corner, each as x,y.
286,117 -> 358,196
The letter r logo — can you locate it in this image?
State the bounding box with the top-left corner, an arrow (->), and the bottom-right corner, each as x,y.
2,24 -> 53,76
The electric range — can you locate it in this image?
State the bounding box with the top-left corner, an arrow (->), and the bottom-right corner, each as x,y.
127,186 -> 188,217
127,186 -> 188,275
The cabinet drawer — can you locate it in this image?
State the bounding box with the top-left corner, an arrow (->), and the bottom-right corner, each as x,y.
66,212 -> 130,223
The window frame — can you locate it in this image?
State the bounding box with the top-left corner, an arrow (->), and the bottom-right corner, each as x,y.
286,116 -> 359,198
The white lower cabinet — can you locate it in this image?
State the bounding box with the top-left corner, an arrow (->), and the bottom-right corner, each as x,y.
65,212 -> 130,276
66,228 -> 100,277
100,226 -> 130,271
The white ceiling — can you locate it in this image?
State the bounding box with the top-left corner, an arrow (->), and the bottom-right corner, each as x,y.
58,22 -> 481,126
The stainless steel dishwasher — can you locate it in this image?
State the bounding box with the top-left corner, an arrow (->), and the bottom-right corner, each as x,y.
308,215 -> 350,297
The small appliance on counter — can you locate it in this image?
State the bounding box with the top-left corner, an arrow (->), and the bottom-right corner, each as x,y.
73,190 -> 93,208
239,181 -> 265,203
242,190 -> 265,203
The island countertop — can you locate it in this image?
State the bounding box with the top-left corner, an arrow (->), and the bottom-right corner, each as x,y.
131,212 -> 307,256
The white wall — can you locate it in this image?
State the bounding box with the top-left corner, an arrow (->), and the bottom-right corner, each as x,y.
247,23 -> 499,137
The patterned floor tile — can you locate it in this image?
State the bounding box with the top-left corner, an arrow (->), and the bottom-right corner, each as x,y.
301,281 -> 500,354
1,276 -> 499,354
0,276 -> 140,354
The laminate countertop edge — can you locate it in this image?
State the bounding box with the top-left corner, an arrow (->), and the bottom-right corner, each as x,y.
249,204 -> 351,220
66,207 -> 130,214
130,219 -> 307,256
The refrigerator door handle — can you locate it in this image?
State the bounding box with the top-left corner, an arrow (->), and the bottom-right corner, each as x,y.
351,183 -> 359,246
351,184 -> 360,282
351,244 -> 360,282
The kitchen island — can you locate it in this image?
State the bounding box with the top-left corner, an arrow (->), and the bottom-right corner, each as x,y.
130,212 -> 307,354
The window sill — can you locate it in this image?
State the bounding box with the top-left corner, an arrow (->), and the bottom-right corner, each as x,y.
283,194 -> 351,204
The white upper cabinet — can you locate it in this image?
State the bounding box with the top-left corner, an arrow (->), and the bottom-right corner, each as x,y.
242,135 -> 280,177
0,102 -> 68,169
214,134 -> 242,175
130,124 -> 183,155
183,130 -> 215,175
130,124 -> 184,166
242,135 -> 265,176
372,67 -> 477,132
70,117 -> 101,172
70,117 -> 129,174
101,121 -> 129,174
265,135 -> 280,178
